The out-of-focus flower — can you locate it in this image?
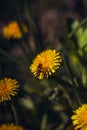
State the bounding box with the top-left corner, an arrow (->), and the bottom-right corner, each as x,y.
0,124 -> 24,130
30,49 -> 62,79
0,78 -> 19,102
71,104 -> 87,130
2,21 -> 28,39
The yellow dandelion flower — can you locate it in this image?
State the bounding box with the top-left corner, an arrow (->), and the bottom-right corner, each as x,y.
29,49 -> 62,79
0,78 -> 19,102
2,21 -> 28,39
0,124 -> 24,130
71,104 -> 87,130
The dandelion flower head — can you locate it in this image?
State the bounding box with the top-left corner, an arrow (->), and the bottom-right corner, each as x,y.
0,124 -> 24,130
71,104 -> 87,130
30,49 -> 62,79
2,21 -> 28,39
0,78 -> 19,102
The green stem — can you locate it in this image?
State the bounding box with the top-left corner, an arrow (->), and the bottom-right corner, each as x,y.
49,76 -> 74,109
18,40 -> 30,60
63,54 -> 82,106
60,85 -> 74,109
11,0 -> 34,56
24,0 -> 37,52
40,114 -> 47,130
24,0 -> 36,29
10,102 -> 19,125
0,49 -> 20,64
68,18 -> 87,38
0,48 -> 29,69
24,0 -> 44,52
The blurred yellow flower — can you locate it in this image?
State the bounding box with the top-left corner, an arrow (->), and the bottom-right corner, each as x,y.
0,124 -> 24,130
30,49 -> 62,79
0,78 -> 19,102
71,104 -> 87,130
2,21 -> 28,39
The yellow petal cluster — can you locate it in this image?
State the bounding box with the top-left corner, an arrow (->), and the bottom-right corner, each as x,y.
30,49 -> 62,79
71,104 -> 87,130
0,124 -> 24,130
2,21 -> 28,39
0,78 -> 19,102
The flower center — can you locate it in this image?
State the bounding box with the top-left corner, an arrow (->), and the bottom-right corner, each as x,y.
0,82 -> 12,95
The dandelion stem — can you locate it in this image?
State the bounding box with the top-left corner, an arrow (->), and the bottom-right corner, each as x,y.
10,102 -> 19,125
0,48 -> 29,70
0,49 -> 21,64
18,40 -> 30,60
40,114 -> 47,130
11,0 -> 34,56
63,54 -> 82,106
49,76 -> 74,109
60,85 -> 74,109
24,0 -> 44,52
